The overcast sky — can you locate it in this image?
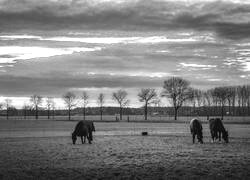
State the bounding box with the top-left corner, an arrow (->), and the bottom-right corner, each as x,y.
0,0 -> 250,108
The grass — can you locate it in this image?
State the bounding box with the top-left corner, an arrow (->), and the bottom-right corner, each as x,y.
0,120 -> 249,179
1,115 -> 250,123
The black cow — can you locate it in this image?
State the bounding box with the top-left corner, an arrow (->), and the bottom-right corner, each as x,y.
209,118 -> 229,143
190,118 -> 203,144
72,121 -> 95,144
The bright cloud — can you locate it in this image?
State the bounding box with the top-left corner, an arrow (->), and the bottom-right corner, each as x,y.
128,72 -> 171,78
0,35 -> 42,40
85,71 -> 171,78
179,63 -> 217,68
207,78 -> 222,81
0,46 -> 101,64
243,61 -> 250,71
0,35 -> 199,44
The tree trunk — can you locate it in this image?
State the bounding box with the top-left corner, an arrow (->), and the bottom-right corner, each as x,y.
35,105 -> 38,120
47,109 -> 50,119
232,97 -> 235,116
144,103 -> 148,120
221,105 -> 224,120
120,106 -> 122,121
68,107 -> 71,121
24,108 -> 26,119
6,107 -> 9,120
100,106 -> 103,121
174,108 -> 178,120
83,107 -> 86,120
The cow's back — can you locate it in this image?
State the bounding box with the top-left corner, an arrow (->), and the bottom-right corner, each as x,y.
73,121 -> 89,136
190,119 -> 202,133
210,118 -> 224,131
216,118 -> 223,130
215,118 -> 225,132
83,121 -> 95,131
209,118 -> 216,131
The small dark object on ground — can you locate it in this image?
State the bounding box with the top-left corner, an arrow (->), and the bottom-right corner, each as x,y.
142,132 -> 148,136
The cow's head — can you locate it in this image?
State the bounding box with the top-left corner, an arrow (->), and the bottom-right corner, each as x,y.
72,133 -> 77,144
91,122 -> 95,132
223,130 -> 229,143
197,131 -> 203,144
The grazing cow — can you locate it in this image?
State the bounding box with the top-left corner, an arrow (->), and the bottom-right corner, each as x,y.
190,119 -> 203,144
209,118 -> 229,143
72,121 -> 95,144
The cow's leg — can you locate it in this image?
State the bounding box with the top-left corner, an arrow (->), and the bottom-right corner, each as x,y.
212,132 -> 216,142
81,136 -> 84,144
192,134 -> 195,144
87,134 -> 92,144
89,131 -> 93,141
215,131 -> 219,140
219,132 -> 221,141
83,136 -> 86,144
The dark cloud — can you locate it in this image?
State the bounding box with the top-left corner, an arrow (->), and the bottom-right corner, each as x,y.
0,74 -> 163,97
214,22 -> 250,39
0,0 -> 250,39
172,13 -> 250,39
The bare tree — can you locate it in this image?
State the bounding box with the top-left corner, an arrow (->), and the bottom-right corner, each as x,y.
211,87 -> 228,119
46,97 -> 53,119
242,85 -> 249,115
203,90 -> 212,119
225,86 -> 236,116
195,89 -> 203,111
81,91 -> 89,120
4,99 -> 12,120
161,77 -> 191,120
188,88 -> 203,115
97,93 -> 105,121
62,92 -> 77,121
187,88 -> 196,115
138,88 -> 157,120
247,85 -> 250,116
30,95 -> 42,120
112,89 -> 129,121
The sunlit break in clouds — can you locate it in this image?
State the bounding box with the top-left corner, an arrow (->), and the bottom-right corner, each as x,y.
0,0 -> 250,108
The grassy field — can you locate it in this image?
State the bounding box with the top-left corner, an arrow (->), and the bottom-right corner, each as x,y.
0,120 -> 249,179
1,115 -> 250,123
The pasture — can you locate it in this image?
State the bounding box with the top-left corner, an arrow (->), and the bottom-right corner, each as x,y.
0,120 -> 249,179
1,115 -> 250,123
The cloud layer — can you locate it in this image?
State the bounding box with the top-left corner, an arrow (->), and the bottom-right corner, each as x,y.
0,0 -> 250,39
0,0 -> 249,107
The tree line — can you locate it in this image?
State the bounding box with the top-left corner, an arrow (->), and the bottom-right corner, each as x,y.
0,77 -> 250,121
